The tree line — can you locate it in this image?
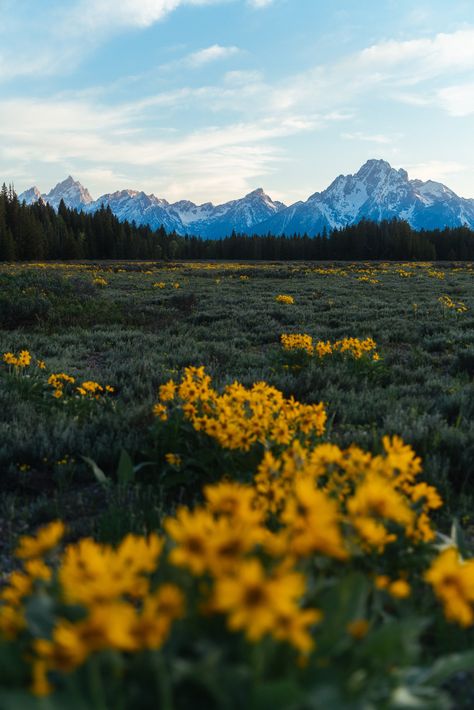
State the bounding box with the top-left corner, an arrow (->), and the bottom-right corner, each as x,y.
2,183 -> 474,261
0,184 -> 175,261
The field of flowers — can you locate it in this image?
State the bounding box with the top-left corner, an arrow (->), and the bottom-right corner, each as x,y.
1,260 -> 474,708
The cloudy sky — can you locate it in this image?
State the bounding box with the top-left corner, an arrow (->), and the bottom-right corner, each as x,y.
1,0 -> 474,204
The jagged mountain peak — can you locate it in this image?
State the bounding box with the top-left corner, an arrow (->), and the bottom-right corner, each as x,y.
171,199 -> 199,210
18,160 -> 474,237
44,175 -> 94,210
50,175 -> 84,191
245,187 -> 266,197
18,186 -> 43,205
355,158 -> 403,184
254,158 -> 474,236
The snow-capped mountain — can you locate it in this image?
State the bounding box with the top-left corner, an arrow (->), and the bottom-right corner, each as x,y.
19,180 -> 286,237
18,186 -> 44,206
18,160 -> 474,237
83,187 -> 286,236
40,176 -> 94,211
173,188 -> 286,238
254,160 -> 474,235
85,190 -> 183,233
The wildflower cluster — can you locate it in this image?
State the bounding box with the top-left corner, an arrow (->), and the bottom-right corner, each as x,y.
2,351 -> 115,403
280,333 -> 314,355
425,548 -> 474,626
438,294 -> 468,313
48,373 -> 76,399
92,276 -> 108,287
76,381 -> 115,398
47,373 -> 114,399
281,334 -> 379,361
2,364 -> 474,706
427,269 -> 445,280
2,423 -> 473,703
0,523 -> 183,697
3,350 -> 32,368
357,275 -> 380,284
275,294 -> 294,304
254,435 -> 442,552
153,366 -> 327,451
2,350 -> 45,370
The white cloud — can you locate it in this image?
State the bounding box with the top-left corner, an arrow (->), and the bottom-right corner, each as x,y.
186,44 -> 240,67
356,29 -> 474,81
402,160 -> 469,184
247,0 -> 275,7
0,93 -> 317,201
4,18 -> 474,201
0,0 -> 230,82
64,0 -> 225,33
341,132 -> 394,145
435,83 -> 474,116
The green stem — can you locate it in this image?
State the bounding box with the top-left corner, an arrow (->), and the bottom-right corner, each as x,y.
153,651 -> 174,710
88,659 -> 108,710
252,641 -> 266,684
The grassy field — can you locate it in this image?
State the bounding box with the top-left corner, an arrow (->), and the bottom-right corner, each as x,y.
2,261 -> 474,533
2,260 -> 474,707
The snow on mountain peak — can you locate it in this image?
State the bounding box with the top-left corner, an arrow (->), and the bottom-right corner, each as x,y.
253,159 -> 474,236
44,176 -> 94,210
245,187 -> 266,197
17,160 -> 474,237
18,186 -> 43,205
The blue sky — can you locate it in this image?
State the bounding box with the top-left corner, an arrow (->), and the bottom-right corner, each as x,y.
1,0 -> 474,204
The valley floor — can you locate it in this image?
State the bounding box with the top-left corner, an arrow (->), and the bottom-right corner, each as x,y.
2,259 -> 474,707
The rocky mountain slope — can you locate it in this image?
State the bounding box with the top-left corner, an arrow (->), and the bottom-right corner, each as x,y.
19,160 -> 474,237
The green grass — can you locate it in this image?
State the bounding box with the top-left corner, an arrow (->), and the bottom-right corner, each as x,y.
1,260 -> 474,550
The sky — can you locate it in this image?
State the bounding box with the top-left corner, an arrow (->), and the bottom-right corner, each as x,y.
1,0 -> 474,205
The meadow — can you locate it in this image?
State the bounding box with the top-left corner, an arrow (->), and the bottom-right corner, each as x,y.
2,260 -> 474,708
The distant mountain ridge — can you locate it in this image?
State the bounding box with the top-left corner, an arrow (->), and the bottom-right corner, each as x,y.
19,160 -> 474,237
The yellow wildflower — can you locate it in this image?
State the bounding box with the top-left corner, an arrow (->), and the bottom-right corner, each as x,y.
388,579 -> 411,599
165,452 -> 181,467
165,508 -> 215,575
213,559 -> 307,642
275,294 -> 295,304
159,380 -> 177,402
153,403 -> 168,421
347,619 -> 369,639
425,548 -> 474,627
16,521 -> 65,560
133,584 -> 184,649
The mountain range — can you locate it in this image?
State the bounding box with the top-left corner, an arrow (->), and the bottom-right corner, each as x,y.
19,159 -> 474,238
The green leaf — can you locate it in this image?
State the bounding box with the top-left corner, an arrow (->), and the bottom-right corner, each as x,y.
359,618 -> 428,671
24,594 -> 55,638
315,572 -> 370,653
450,518 -> 469,558
116,449 -> 135,486
0,642 -> 29,685
81,455 -> 110,488
307,684 -> 360,710
416,650 -> 474,687
389,684 -> 450,709
0,690 -> 44,710
0,688 -> 92,710
251,679 -> 304,710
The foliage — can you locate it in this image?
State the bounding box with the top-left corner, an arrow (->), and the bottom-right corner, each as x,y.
4,180 -> 474,260
2,260 -> 474,705
2,378 -> 474,707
